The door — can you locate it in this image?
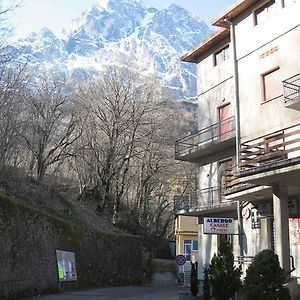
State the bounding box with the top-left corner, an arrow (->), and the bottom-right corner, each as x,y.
184,240 -> 192,261
218,103 -> 231,139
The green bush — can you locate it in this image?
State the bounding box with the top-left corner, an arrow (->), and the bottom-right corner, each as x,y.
203,265 -> 210,300
242,249 -> 291,300
208,240 -> 241,300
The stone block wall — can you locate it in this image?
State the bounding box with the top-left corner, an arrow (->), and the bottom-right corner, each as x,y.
0,196 -> 144,299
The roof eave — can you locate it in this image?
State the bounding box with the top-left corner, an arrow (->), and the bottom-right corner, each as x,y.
181,28 -> 230,64
212,0 -> 260,27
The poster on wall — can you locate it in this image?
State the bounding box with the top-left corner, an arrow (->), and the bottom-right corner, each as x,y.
203,217 -> 234,235
56,250 -> 77,282
289,218 -> 300,245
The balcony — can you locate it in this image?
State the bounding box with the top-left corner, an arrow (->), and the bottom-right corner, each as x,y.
175,116 -> 236,162
174,187 -> 237,217
283,73 -> 300,110
237,123 -> 300,186
224,166 -> 258,196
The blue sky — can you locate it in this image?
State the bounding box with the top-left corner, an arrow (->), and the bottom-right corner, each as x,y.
2,0 -> 234,39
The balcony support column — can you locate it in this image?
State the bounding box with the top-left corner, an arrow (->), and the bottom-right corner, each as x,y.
272,184 -> 290,273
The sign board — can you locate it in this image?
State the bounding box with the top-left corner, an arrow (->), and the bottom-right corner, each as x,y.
258,202 -> 272,217
289,218 -> 300,245
203,217 -> 234,235
175,255 -> 186,266
258,199 -> 297,217
288,198 -> 298,215
56,250 -> 77,282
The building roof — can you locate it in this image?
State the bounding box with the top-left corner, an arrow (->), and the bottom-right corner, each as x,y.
212,0 -> 260,27
181,0 -> 263,63
181,28 -> 230,63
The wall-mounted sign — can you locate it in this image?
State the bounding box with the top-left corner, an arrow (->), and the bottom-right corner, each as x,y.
258,202 -> 272,217
257,198 -> 297,217
289,218 -> 300,245
251,208 -> 260,229
203,217 -> 234,235
288,198 -> 298,215
56,250 -> 77,282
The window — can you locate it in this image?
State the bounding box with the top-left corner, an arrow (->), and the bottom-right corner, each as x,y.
214,45 -> 229,66
262,67 -> 282,102
254,0 -> 280,25
192,240 -> 198,251
282,0 -> 298,7
184,240 -> 192,261
184,240 -> 198,260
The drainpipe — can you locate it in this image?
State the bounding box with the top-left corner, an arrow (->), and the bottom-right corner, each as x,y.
224,17 -> 241,168
223,18 -> 243,258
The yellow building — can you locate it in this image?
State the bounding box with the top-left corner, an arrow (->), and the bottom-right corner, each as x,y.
174,215 -> 199,285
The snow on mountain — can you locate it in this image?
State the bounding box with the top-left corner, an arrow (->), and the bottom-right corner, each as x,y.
11,0 -> 212,99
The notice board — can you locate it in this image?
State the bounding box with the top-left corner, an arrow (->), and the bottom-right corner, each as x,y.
56,250 -> 77,282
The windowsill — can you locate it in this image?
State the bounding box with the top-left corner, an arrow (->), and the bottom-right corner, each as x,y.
261,94 -> 282,104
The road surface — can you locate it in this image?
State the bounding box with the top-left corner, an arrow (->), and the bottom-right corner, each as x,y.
23,272 -> 182,300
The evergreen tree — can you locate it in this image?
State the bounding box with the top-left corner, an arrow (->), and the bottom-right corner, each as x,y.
242,249 -> 291,300
203,265 -> 211,300
208,240 -> 241,300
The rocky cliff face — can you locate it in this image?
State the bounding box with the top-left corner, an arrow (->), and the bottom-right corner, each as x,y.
12,0 -> 212,99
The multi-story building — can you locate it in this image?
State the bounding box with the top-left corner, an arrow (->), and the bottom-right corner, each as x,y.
175,0 -> 300,297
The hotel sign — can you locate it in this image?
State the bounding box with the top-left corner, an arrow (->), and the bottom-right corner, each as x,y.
203,217 -> 234,235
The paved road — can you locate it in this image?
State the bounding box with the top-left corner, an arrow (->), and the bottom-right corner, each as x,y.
23,272 -> 181,300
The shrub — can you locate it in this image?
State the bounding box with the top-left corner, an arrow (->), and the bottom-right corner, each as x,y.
208,240 -> 241,300
203,265 -> 210,300
242,249 -> 291,300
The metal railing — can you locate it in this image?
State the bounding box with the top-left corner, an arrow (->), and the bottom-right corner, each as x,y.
224,166 -> 256,194
283,73 -> 300,104
175,116 -> 235,159
174,187 -> 222,212
239,123 -> 300,171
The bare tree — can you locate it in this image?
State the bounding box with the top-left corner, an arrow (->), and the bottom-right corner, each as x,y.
0,0 -> 21,64
75,67 -> 163,223
0,64 -> 28,179
20,74 -> 81,184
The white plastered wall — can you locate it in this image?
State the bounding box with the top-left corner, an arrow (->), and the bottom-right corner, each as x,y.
234,1 -> 300,141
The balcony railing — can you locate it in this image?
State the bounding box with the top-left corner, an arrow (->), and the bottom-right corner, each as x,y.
175,116 -> 235,161
283,73 -> 300,108
174,187 -> 219,212
239,123 -> 300,172
224,166 -> 256,194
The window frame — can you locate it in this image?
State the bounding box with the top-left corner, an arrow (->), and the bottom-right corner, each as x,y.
261,67 -> 282,103
192,240 -> 198,251
282,0 -> 298,7
253,0 -> 281,25
213,44 -> 230,67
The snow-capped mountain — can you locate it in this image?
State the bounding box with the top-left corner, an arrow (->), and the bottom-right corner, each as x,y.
12,0 -> 212,99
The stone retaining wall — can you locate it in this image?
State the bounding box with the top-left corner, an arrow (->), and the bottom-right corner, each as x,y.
0,195 -> 144,299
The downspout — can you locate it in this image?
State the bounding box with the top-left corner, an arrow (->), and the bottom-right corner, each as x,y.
224,17 -> 241,168
223,17 -> 243,258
